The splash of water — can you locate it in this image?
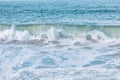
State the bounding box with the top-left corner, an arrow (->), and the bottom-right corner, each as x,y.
0,24 -> 111,44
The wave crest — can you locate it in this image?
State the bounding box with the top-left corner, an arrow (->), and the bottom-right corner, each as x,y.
0,24 -> 111,44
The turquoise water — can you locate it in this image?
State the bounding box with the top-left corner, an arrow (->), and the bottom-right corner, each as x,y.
0,0 -> 120,25
0,0 -> 120,80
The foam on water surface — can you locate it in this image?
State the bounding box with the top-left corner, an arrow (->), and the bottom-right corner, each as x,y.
9,68 -> 120,80
0,37 -> 120,79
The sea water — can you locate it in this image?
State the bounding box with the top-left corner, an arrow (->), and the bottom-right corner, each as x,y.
0,0 -> 120,80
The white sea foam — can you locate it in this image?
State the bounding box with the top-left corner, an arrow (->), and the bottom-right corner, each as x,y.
0,25 -> 31,42
0,39 -> 120,79
0,24 -> 120,80
9,68 -> 120,80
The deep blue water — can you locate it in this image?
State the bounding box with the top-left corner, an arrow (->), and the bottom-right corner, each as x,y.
0,0 -> 120,25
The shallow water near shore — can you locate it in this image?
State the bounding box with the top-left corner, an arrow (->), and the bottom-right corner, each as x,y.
1,26 -> 120,79
1,39 -> 120,80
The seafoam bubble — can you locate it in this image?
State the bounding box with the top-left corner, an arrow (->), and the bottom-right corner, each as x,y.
9,68 -> 120,80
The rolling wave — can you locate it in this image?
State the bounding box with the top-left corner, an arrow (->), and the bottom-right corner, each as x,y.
0,24 -> 120,44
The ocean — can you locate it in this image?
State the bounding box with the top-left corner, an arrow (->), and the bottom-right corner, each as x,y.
0,0 -> 120,80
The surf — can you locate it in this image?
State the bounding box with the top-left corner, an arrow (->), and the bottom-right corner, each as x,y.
0,24 -> 120,44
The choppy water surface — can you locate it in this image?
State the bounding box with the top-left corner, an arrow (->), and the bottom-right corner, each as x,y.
0,0 -> 120,80
0,0 -> 120,25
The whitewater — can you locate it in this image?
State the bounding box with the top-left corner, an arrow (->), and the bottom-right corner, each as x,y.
0,0 -> 120,80
0,24 -> 120,80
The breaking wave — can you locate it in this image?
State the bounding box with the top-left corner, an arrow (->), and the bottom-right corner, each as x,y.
1,24 -> 120,80
1,24 -> 118,44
